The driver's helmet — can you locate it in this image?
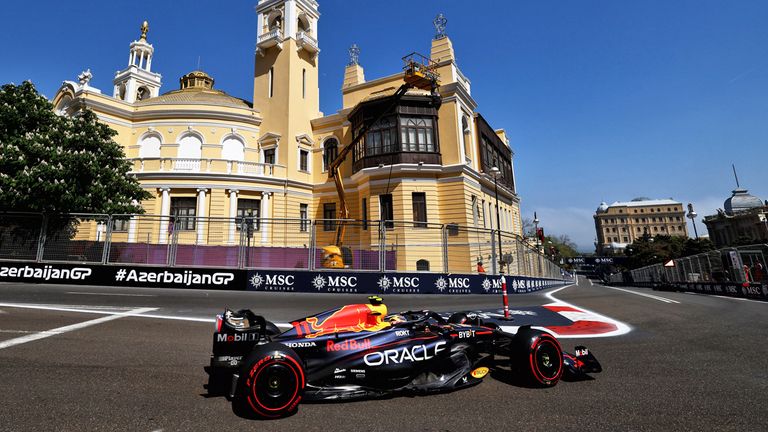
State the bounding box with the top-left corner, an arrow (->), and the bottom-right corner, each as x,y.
386,314 -> 406,325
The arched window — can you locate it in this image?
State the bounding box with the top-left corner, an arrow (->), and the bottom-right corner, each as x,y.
138,133 -> 162,158
177,132 -> 202,171
268,11 -> 283,30
323,138 -> 339,171
221,135 -> 245,161
297,14 -> 310,33
136,86 -> 150,101
461,115 -> 471,157
416,259 -> 430,271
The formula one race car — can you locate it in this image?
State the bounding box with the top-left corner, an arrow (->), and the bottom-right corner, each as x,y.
204,296 -> 601,419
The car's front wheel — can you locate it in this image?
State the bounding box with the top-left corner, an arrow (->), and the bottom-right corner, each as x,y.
510,327 -> 563,387
233,342 -> 305,419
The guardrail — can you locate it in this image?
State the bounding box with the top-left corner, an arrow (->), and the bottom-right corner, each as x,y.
0,212 -> 571,279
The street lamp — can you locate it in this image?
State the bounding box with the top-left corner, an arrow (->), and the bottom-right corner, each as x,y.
533,211 -> 540,249
687,203 -> 699,239
490,166 -> 504,274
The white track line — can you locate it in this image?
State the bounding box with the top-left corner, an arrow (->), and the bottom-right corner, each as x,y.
0,307 -> 156,350
598,285 -> 680,304
66,292 -> 157,298
0,302 -> 133,315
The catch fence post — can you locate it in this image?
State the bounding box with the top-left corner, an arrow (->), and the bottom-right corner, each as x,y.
35,214 -> 48,263
442,224 -> 449,273
101,215 -> 113,264
490,231 -> 498,275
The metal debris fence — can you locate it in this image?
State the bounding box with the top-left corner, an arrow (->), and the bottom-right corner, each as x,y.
0,212 -> 567,278
608,244 -> 768,285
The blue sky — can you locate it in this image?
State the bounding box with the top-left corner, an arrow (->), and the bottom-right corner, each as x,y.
3,0 -> 767,251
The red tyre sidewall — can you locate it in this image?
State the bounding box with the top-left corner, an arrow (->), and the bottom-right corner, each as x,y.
528,333 -> 563,386
244,352 -> 305,418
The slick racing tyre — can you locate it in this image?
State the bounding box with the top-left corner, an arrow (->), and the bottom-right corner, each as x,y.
234,342 -> 306,419
511,327 -> 563,387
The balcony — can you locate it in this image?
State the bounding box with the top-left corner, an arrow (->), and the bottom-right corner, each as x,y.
295,31 -> 319,57
256,29 -> 284,56
128,158 -> 286,178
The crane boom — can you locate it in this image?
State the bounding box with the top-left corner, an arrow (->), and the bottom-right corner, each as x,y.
321,53 -> 440,268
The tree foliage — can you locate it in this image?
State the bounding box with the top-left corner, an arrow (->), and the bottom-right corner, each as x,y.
0,81 -> 150,214
624,235 -> 715,269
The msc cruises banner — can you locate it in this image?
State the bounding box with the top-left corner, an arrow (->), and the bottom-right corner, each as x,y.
0,261 -> 572,294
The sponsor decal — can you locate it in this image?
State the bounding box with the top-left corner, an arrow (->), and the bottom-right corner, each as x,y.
326,339 -> 371,352
350,369 -> 365,374
377,275 -> 392,292
334,375 -> 345,379
334,368 -> 346,374
284,341 -> 316,348
395,330 -> 410,337
364,341 -> 446,366
470,367 -> 489,379
250,273 -> 296,291
216,333 -> 259,343
457,330 -> 475,339
435,276 -> 447,292
461,376 -> 468,383
378,275 -> 420,293
118,269 -> 234,286
0,265 -> 92,281
313,274 -> 359,293
215,355 -> 243,366
435,276 -> 472,294
575,348 -> 589,357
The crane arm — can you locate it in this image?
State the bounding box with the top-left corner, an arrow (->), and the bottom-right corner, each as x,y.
327,83 -> 413,247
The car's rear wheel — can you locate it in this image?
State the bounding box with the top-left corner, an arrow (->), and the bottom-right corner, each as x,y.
511,327 -> 563,387
234,342 -> 305,419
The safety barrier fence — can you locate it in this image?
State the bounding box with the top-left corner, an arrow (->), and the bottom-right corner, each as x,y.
0,212 -> 570,279
606,244 -> 768,301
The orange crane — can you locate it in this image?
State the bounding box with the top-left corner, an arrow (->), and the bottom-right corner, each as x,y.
321,53 -> 441,268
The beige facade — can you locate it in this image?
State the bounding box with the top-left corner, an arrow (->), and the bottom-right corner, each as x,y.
52,1 -> 522,272
594,198 -> 688,254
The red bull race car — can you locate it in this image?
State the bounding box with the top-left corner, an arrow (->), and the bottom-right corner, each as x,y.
204,296 -> 601,419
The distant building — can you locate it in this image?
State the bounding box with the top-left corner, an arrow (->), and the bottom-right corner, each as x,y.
594,198 -> 688,254
702,188 -> 768,248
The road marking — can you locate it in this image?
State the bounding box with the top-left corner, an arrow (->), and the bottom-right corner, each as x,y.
684,292 -> 767,304
66,291 -> 157,298
543,284 -> 633,338
599,285 -> 680,304
0,307 -> 156,350
0,303 -> 133,315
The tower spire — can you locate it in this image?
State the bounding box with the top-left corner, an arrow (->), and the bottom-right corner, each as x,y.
732,164 -> 740,188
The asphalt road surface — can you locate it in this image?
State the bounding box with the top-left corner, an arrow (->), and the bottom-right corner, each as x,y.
0,277 -> 766,431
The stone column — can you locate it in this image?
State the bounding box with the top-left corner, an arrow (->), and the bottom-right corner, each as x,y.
158,188 -> 171,243
196,188 -> 208,244
228,189 -> 239,245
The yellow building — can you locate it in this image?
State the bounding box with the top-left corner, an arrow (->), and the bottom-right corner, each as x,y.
52,1 -> 523,273
594,198 -> 689,254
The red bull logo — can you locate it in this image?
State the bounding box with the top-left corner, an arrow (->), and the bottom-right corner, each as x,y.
326,339 -> 372,352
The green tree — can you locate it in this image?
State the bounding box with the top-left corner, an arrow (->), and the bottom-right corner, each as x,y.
624,235 -> 716,270
0,81 -> 150,214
